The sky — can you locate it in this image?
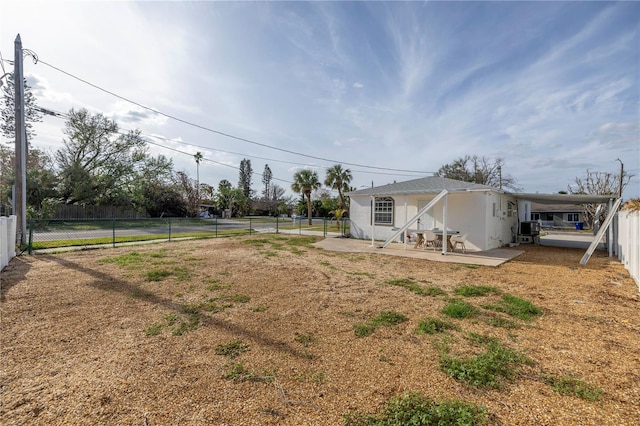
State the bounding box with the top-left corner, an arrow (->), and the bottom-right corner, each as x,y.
1,1 -> 639,200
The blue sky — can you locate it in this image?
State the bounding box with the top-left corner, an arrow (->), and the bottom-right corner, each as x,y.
1,1 -> 638,198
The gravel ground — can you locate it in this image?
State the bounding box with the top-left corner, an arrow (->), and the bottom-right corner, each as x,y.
1,235 -> 638,425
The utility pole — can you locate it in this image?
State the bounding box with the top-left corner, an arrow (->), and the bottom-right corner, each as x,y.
616,159 -> 624,199
498,165 -> 502,189
14,34 -> 27,247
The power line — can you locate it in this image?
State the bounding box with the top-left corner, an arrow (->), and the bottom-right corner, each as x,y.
37,105 -> 429,179
34,57 -> 436,174
36,105 -> 296,186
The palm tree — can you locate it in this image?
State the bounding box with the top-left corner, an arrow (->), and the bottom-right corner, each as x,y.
291,169 -> 321,225
324,164 -> 352,209
194,152 -> 203,206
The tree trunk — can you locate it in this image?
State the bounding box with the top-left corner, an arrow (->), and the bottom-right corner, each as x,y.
306,191 -> 313,225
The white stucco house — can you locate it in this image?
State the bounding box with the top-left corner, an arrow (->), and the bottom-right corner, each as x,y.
347,177 -> 519,252
347,176 -> 619,253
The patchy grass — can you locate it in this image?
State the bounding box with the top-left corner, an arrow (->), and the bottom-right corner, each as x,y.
170,314 -> 200,336
250,305 -> 268,312
144,322 -> 164,336
100,251 -> 145,268
355,311 -> 408,337
385,278 -> 427,295
197,298 -> 231,312
454,285 -> 501,297
484,314 -> 521,329
228,294 -> 250,303
483,294 -> 543,321
145,269 -> 172,281
385,278 -> 445,297
347,271 -> 376,279
294,332 -> 318,348
215,340 -> 249,359
544,375 -> 603,401
354,323 -> 377,338
285,236 -> 318,247
343,392 -> 487,426
452,264 -> 481,271
439,336 -> 530,388
416,317 -> 459,334
243,238 -> 272,248
205,283 -> 230,291
441,298 -> 478,319
424,286 -> 447,296
222,362 -> 274,383
295,370 -> 326,384
173,266 -> 190,281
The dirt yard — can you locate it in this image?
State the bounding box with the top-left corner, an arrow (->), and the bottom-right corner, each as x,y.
1,235 -> 638,425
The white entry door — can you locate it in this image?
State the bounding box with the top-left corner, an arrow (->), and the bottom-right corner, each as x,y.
417,199 -> 435,230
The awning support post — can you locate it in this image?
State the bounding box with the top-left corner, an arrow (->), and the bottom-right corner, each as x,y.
441,194 -> 448,255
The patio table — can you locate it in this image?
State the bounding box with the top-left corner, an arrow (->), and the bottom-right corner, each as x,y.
431,230 -> 460,250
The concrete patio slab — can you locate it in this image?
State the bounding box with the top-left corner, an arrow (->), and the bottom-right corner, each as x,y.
314,237 -> 524,267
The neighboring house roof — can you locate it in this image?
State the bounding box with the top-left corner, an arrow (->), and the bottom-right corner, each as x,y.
531,203 -> 583,213
347,176 -> 498,196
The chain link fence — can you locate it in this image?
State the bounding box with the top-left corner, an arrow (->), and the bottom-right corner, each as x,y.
28,216 -> 350,252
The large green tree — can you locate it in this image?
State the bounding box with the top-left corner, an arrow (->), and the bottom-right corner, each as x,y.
262,164 -> 272,200
1,73 -> 43,144
324,164 -> 352,209
238,158 -> 253,198
216,179 -> 248,217
176,171 -> 200,217
55,108 -> 165,207
0,144 -> 57,216
291,169 -> 321,225
435,155 -> 518,191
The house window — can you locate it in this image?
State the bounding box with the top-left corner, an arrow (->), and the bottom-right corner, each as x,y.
567,213 -> 579,222
374,197 -> 394,225
531,213 -> 540,221
507,201 -> 515,217
545,213 -> 554,221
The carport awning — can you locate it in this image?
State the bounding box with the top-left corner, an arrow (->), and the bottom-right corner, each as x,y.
512,193 -> 615,205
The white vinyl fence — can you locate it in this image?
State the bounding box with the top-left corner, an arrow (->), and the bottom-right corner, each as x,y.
617,210 -> 639,290
1,215 -> 17,271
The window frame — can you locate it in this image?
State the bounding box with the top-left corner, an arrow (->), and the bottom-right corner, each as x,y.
374,197 -> 394,226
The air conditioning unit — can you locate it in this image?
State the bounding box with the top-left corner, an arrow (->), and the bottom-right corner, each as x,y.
520,221 -> 540,236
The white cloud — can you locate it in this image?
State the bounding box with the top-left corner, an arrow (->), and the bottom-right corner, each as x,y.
353,82 -> 364,89
107,101 -> 168,127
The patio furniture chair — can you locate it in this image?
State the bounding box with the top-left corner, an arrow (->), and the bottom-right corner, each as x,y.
422,230 -> 439,251
451,233 -> 467,253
